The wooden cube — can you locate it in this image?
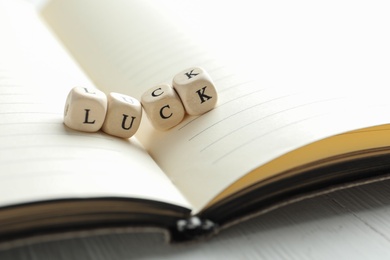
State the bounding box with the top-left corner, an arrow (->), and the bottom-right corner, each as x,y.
63,87 -> 107,132
172,67 -> 217,115
141,84 -> 185,131
102,92 -> 142,138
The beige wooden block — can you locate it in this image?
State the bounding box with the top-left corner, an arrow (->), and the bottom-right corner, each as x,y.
63,86 -> 107,132
102,92 -> 142,138
172,67 -> 217,115
141,84 -> 185,131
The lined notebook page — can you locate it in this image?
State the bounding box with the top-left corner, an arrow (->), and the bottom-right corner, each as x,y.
0,0 -> 190,209
42,0 -> 390,212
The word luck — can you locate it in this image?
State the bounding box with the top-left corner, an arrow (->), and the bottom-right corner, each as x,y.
63,67 -> 218,138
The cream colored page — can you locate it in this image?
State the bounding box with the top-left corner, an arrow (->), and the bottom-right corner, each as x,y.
0,0 -> 190,209
42,0 -> 390,212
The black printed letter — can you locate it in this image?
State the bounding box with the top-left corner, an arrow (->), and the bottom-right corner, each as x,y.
121,114 -> 136,130
83,109 -> 95,124
196,86 -> 212,103
152,88 -> 164,97
185,69 -> 199,79
83,88 -> 96,94
160,105 -> 173,119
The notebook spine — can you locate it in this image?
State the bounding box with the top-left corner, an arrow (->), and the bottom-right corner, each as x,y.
171,216 -> 218,242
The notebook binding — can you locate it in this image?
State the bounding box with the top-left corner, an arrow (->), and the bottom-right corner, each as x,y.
173,216 -> 217,241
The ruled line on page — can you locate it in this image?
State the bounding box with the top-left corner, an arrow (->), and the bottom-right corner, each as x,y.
121,37 -> 196,79
125,51 -> 211,86
0,101 -> 45,105
130,53 -> 213,88
0,162 -> 113,181
0,154 -> 135,181
177,89 -> 262,131
0,131 -> 104,138
207,65 -> 227,74
211,113 -> 328,164
218,80 -> 256,93
0,143 -> 129,153
0,102 -> 59,108
187,93 -> 300,141
0,121 -> 61,126
110,25 -> 181,66
0,157 -> 146,184
216,88 -> 268,108
200,97 -> 344,153
178,81 -> 262,130
0,111 -> 61,115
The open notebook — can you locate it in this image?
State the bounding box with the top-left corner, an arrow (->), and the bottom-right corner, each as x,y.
1,0 -> 390,246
